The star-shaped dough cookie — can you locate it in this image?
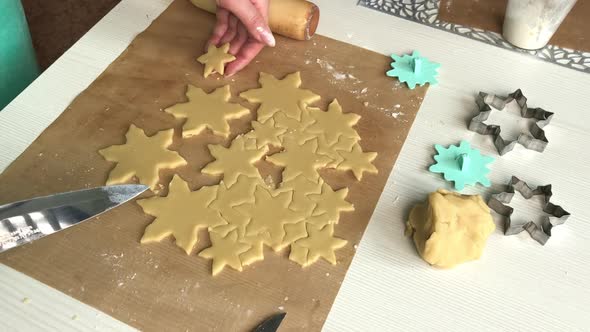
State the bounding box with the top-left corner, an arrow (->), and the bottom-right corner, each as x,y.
165,85 -> 249,138
308,183 -> 354,226
278,176 -> 323,215
210,176 -> 260,237
295,224 -> 347,265
337,144 -> 378,180
197,43 -> 236,77
202,135 -> 269,187
99,125 -> 187,190
240,72 -> 321,122
138,175 -> 226,254
266,138 -> 332,182
244,118 -> 286,149
236,185 -> 303,251
199,230 -> 250,276
307,99 -> 361,145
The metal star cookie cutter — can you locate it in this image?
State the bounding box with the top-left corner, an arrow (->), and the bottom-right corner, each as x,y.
468,89 -> 553,156
488,176 -> 570,245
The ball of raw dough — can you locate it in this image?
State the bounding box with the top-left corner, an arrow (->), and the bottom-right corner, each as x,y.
405,189 -> 495,268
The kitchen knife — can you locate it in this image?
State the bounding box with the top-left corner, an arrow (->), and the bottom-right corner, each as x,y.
253,312 -> 286,332
0,184 -> 148,253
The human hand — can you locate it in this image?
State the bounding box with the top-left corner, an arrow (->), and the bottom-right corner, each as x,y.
207,0 -> 275,76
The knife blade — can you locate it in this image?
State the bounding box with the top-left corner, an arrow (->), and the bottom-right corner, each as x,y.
0,184 -> 148,253
253,312 -> 286,332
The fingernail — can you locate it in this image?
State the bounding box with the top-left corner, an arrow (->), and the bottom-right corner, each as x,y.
256,26 -> 276,47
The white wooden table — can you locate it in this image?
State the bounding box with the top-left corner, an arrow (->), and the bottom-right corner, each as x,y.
1,0 -> 589,330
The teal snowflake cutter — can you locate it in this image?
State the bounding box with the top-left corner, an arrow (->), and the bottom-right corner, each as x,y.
386,50 -> 440,89
429,141 -> 494,191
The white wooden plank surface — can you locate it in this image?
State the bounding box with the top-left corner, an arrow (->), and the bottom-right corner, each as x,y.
0,265 -> 136,332
1,0 -> 589,330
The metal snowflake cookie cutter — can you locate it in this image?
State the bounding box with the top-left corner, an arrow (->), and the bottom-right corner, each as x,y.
488,176 -> 570,245
468,89 -> 553,156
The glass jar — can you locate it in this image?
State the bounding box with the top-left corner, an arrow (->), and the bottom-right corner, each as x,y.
503,0 -> 578,50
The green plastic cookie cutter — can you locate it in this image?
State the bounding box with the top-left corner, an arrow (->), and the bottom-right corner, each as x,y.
386,50 -> 440,90
429,140 -> 494,191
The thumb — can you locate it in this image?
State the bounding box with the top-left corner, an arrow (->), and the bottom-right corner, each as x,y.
217,0 -> 275,47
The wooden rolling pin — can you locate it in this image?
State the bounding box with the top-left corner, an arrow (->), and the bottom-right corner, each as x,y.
189,0 -> 319,40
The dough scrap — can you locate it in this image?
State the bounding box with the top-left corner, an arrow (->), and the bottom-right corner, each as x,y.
202,135 -> 269,187
405,189 -> 495,269
294,224 -> 347,266
240,72 -> 321,122
199,230 -> 250,276
307,99 -> 361,145
165,85 -> 249,138
138,175 -> 226,254
99,125 -> 187,190
196,43 -> 236,77
266,137 -> 332,182
337,143 -> 378,180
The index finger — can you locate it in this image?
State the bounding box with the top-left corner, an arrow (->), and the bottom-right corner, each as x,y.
224,40 -> 265,76
217,0 -> 275,47
207,8 -> 230,48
